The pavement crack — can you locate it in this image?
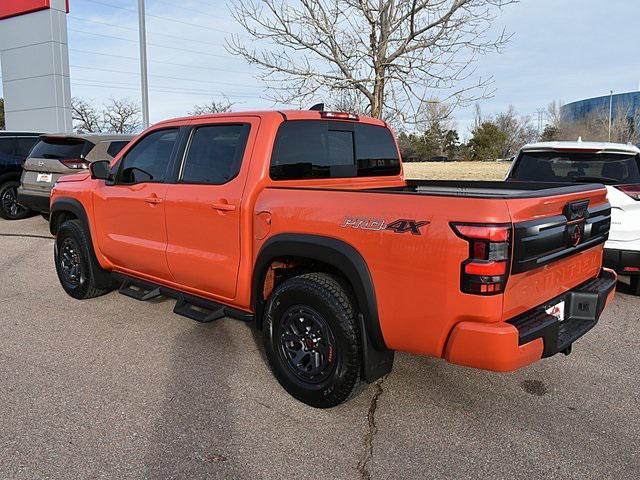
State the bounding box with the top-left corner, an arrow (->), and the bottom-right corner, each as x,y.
357,375 -> 387,480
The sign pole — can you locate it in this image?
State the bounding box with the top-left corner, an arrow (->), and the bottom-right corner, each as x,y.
138,0 -> 150,129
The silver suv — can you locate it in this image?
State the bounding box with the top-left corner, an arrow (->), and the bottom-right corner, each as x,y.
18,133 -> 132,216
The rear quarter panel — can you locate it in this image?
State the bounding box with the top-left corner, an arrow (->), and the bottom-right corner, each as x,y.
255,188 -> 512,357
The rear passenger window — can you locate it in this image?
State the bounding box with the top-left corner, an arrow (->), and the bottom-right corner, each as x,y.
180,124 -> 250,184
270,120 -> 400,180
107,141 -> 130,158
117,129 -> 178,184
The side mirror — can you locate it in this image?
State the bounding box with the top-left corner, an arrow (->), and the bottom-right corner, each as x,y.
90,160 -> 111,180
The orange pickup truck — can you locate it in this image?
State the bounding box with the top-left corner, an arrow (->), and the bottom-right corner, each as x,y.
50,109 -> 616,407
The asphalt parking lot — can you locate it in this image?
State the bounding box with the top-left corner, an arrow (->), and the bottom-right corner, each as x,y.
1,216 -> 639,480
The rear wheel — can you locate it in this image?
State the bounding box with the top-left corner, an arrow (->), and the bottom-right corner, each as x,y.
630,276 -> 640,296
55,219 -> 112,300
263,273 -> 363,408
0,181 -> 33,220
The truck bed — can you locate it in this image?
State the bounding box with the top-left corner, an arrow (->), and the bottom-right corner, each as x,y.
367,180 -> 605,199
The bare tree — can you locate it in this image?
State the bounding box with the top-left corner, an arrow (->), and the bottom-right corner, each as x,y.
546,100 -> 564,129
227,0 -> 516,123
71,97 -> 102,133
0,98 -> 5,130
102,98 -> 141,134
494,105 -> 538,158
190,97 -> 236,116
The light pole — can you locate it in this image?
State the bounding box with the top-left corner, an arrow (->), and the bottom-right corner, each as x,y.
138,0 -> 150,129
608,90 -> 613,142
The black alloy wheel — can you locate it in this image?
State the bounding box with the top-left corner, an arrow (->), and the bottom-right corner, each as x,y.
58,236 -> 85,288
0,181 -> 32,220
277,305 -> 337,384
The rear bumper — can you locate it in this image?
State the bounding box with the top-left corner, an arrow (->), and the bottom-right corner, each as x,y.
17,188 -> 50,213
444,268 -> 617,372
604,248 -> 640,275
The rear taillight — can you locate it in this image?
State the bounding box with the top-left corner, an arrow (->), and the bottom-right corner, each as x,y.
58,158 -> 89,169
451,223 -> 513,295
615,184 -> 640,201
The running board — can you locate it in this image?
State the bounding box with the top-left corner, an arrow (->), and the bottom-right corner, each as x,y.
112,273 -> 254,324
174,297 -> 225,323
119,279 -> 162,301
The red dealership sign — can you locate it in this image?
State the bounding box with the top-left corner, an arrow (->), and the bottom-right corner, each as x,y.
0,0 -> 69,20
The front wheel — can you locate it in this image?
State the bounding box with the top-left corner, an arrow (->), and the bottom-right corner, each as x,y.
0,181 -> 33,220
630,276 -> 640,296
263,273 -> 363,408
54,219 -> 112,300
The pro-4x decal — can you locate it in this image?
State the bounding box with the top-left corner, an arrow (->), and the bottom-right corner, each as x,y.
385,219 -> 430,235
340,217 -> 430,235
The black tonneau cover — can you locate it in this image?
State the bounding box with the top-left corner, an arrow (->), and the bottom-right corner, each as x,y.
366,180 -> 605,199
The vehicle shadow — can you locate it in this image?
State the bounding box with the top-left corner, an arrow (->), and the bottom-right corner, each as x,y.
143,320 -> 248,479
615,275 -> 635,296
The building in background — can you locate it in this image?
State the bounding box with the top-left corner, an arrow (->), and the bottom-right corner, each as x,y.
0,0 -> 72,132
562,91 -> 640,129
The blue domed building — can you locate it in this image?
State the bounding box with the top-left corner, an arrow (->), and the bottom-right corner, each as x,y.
561,91 -> 640,126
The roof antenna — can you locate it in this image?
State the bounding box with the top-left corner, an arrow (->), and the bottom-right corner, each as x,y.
309,103 -> 325,111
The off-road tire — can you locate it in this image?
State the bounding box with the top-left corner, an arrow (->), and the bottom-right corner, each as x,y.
55,219 -> 111,300
0,181 -> 33,220
263,272 -> 364,408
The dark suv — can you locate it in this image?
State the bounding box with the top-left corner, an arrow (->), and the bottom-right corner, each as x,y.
0,132 -> 42,220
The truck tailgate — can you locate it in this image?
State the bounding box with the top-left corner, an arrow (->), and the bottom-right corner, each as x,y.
503,186 -> 611,320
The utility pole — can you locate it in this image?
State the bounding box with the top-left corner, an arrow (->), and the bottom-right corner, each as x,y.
138,0 -> 150,129
608,90 -> 614,142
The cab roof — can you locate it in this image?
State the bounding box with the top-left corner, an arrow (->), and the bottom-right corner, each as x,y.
521,140 -> 640,155
154,110 -> 387,128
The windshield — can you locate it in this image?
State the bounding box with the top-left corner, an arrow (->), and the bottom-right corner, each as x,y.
30,138 -> 93,160
509,151 -> 640,185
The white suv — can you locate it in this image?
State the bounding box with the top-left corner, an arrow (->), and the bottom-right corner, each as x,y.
506,141 -> 640,295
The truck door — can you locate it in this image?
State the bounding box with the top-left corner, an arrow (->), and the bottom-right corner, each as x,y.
164,117 -> 259,301
93,128 -> 179,281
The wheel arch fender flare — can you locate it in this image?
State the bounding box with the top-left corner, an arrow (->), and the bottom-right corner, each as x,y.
253,233 -> 390,352
253,234 -> 394,382
50,197 -> 90,236
50,197 -> 112,289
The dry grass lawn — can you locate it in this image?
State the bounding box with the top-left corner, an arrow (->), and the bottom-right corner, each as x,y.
403,161 -> 511,181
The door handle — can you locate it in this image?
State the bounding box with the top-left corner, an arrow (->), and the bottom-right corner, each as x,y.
211,201 -> 236,212
144,195 -> 163,205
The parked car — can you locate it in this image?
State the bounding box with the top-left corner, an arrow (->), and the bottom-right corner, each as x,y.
0,132 -> 42,220
506,141 -> 640,295
49,110 -> 616,408
17,133 -> 133,217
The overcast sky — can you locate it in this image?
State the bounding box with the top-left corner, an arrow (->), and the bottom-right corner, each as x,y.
1,0 -> 639,133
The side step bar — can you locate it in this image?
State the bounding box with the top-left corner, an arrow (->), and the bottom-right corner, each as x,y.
119,279 -> 162,301
174,297 -> 225,323
113,273 -> 253,324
